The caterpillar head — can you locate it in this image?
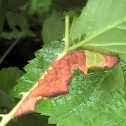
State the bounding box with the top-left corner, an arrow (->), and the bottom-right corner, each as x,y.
105,54 -> 119,69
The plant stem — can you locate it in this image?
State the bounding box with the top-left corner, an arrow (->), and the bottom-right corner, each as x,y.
0,38 -> 21,65
0,93 -> 27,126
64,15 -> 70,51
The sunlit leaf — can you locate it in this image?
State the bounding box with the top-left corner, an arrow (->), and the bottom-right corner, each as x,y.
71,0 -> 126,61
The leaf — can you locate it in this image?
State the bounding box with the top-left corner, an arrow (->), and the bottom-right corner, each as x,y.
72,0 -> 126,39
10,40 -> 64,99
9,40 -> 64,119
111,63 -> 125,92
24,0 -> 52,19
1,1 -> 125,125
0,67 -> 24,111
82,28 -> 126,54
42,11 -> 65,44
9,39 -> 125,125
37,67 -> 126,126
0,0 -> 8,37
0,90 -> 14,111
8,0 -> 30,10
71,0 -> 126,60
51,0 -> 87,10
11,49 -> 120,119
0,67 -> 55,126
119,53 -> 126,61
2,11 -> 36,39
121,61 -> 126,75
0,67 -> 25,94
8,113 -> 55,126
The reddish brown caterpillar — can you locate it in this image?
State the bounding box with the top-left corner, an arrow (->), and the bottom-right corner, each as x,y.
12,50 -> 119,119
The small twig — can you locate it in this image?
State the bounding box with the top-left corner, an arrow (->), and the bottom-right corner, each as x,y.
0,38 -> 21,65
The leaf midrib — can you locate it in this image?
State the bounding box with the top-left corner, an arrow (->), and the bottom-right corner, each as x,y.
68,18 -> 126,52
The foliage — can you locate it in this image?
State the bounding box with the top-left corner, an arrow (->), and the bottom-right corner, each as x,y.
0,67 -> 24,112
8,0 -> 30,10
0,0 -> 8,37
42,11 -> 65,44
0,90 -> 14,111
0,0 -> 126,126
22,0 -> 52,19
2,11 -> 36,39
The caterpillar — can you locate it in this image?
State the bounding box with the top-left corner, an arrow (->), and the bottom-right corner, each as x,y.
12,50 -> 119,119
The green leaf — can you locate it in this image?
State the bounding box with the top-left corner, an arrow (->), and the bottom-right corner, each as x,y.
72,0 -> 126,39
42,11 -> 65,44
10,39 -> 126,126
0,90 -> 14,111
4,1 -> 126,125
111,63 -> 125,92
121,61 -> 126,77
82,28 -> 126,53
8,0 -> 30,10
51,0 -> 87,10
0,67 -> 25,94
71,0 -> 126,60
8,113 -> 55,126
10,40 -> 64,98
120,53 -> 126,61
0,67 -> 24,111
2,11 -> 36,39
23,0 -> 52,19
37,67 -> 126,126
0,0 -> 8,37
